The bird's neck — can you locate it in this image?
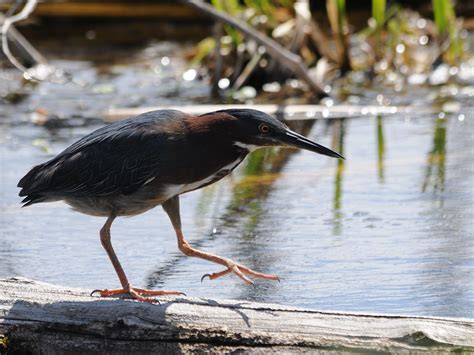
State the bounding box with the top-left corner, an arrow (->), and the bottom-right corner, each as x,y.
233,141 -> 259,153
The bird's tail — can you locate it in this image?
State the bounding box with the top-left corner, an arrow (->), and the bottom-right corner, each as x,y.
19,194 -> 49,207
17,164 -> 50,207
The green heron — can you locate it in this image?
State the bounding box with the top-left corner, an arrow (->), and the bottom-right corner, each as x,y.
18,109 -> 343,302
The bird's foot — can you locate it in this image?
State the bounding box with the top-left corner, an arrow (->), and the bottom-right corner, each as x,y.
91,287 -> 185,303
201,260 -> 280,284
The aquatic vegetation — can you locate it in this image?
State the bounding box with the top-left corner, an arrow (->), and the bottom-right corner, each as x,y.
422,117 -> 447,194
0,335 -> 8,350
326,0 -> 351,73
432,0 -> 463,64
192,0 -> 470,101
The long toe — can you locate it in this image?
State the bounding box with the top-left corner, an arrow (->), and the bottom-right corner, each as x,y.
128,289 -> 159,303
201,260 -> 280,284
132,288 -> 186,296
91,287 -> 184,302
91,288 -> 129,297
236,264 -> 280,282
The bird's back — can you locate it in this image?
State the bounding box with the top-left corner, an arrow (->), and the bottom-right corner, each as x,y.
18,110 -> 189,207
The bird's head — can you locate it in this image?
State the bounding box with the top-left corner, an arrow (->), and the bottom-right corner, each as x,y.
211,109 -> 344,159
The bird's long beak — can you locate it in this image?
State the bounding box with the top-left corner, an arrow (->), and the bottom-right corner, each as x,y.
278,129 -> 344,159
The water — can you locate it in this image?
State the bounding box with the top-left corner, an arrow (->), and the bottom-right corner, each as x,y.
1,44 -> 473,319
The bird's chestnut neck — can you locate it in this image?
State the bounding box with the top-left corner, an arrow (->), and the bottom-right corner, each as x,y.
184,112 -> 237,134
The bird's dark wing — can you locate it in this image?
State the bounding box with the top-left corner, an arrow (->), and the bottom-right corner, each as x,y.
18,110 -> 187,205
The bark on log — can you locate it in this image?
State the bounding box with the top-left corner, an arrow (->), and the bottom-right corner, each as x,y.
0,278 -> 472,354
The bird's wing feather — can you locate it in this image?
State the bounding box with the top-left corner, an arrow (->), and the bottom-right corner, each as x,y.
50,139 -> 162,197
18,110 -> 187,199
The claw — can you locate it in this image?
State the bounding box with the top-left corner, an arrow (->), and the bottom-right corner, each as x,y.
90,289 -> 102,297
201,274 -> 211,283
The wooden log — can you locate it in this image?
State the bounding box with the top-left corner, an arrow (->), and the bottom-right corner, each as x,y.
0,277 -> 472,353
0,3 -> 202,20
102,104 -> 436,122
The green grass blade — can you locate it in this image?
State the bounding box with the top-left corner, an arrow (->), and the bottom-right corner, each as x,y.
432,0 -> 447,34
372,0 -> 386,29
337,0 -> 346,32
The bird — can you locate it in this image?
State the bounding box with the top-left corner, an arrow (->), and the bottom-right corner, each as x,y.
18,108 -> 343,302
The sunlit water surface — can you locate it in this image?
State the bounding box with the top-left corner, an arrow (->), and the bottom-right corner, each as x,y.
0,45 -> 473,318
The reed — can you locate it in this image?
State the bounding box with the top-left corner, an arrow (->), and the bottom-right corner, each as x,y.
432,0 -> 462,64
326,0 -> 351,72
372,0 -> 386,29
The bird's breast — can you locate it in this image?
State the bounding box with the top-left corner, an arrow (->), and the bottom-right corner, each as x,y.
161,155 -> 245,197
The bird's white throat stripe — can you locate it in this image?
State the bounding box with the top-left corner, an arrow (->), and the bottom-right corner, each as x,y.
233,141 -> 259,152
163,157 -> 244,198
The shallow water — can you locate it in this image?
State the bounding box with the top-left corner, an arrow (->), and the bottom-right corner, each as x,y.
1,44 -> 473,318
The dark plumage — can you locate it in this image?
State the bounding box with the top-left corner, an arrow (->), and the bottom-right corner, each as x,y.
18,108 -> 342,302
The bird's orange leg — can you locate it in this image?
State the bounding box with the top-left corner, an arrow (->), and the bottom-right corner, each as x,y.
93,215 -> 184,302
177,235 -> 280,284
162,197 -> 280,284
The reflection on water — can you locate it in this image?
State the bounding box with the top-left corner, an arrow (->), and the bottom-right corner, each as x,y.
0,47 -> 473,317
332,119 -> 345,236
376,115 -> 385,182
1,112 -> 473,318
422,117 -> 447,194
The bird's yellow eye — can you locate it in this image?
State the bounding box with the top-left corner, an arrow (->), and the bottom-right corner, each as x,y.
259,124 -> 270,133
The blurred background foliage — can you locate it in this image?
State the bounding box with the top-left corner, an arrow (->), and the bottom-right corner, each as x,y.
190,0 -> 470,100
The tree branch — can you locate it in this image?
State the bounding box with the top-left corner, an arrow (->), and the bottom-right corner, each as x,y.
1,0 -> 39,79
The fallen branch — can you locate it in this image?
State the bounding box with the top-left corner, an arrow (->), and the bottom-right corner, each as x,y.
1,0 -> 39,79
0,278 -> 472,353
0,13 -> 46,67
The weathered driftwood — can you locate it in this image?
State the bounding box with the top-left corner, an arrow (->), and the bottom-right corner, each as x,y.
102,104 -> 435,122
0,278 -> 472,354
